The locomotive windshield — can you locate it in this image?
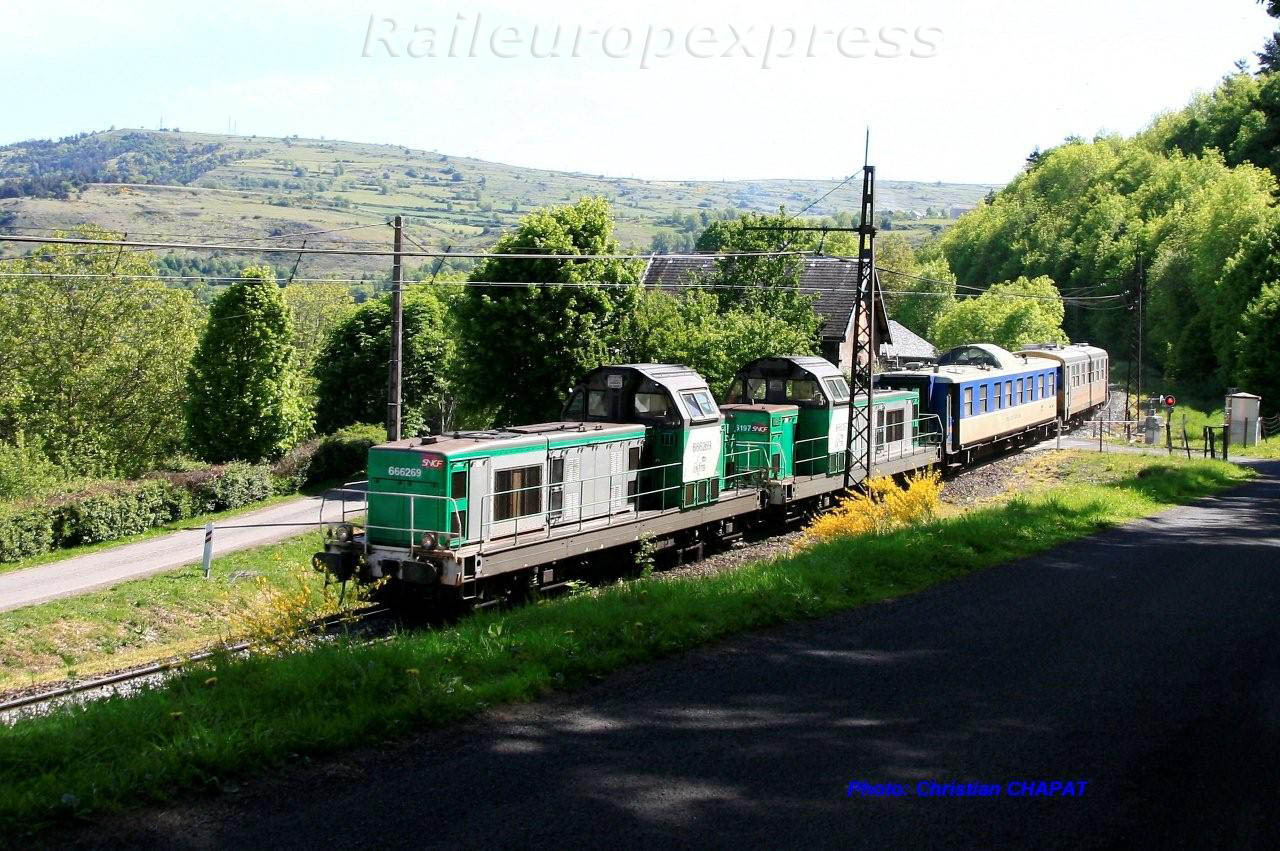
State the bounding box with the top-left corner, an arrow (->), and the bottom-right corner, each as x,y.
824,377 -> 850,402
680,390 -> 720,422
725,375 -> 832,408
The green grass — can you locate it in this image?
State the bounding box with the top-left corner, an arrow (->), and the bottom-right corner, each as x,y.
0,454 -> 1253,836
0,491 -> 307,577
0,533 -> 326,692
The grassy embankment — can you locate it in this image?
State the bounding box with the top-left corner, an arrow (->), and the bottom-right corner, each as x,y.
0,452 -> 1253,835
0,533 -> 326,692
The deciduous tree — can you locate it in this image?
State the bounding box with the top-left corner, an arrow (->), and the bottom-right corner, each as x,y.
313,285 -> 456,435
0,227 -> 201,475
185,266 -> 309,462
456,197 -> 640,425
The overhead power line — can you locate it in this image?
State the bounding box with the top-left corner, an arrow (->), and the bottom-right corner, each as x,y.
0,270 -> 1129,303
0,234 -> 812,261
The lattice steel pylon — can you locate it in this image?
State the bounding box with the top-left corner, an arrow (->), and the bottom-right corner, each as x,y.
844,165 -> 879,489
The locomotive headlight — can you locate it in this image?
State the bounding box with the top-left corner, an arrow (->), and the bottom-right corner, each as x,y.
420,531 -> 438,550
335,524 -> 354,544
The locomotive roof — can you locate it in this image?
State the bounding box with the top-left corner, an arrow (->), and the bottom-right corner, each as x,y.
376,421 -> 643,456
575,363 -> 711,392
733,355 -> 844,382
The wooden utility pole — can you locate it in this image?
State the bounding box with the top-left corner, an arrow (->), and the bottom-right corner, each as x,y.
1136,252 -> 1144,413
386,215 -> 404,441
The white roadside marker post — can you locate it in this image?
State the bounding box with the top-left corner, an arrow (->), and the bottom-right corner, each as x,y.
202,523 -> 214,579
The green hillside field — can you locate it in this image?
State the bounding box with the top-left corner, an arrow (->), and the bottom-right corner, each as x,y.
0,129 -> 996,277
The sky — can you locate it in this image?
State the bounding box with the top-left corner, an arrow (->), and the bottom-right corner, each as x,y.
1,0 -> 1275,185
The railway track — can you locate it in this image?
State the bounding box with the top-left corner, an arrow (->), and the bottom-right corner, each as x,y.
0,605 -> 393,722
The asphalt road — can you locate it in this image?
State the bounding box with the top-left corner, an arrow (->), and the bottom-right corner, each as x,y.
76,462 -> 1280,848
0,490 -> 356,613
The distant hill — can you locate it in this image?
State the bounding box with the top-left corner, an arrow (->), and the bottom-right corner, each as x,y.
0,129 -> 998,277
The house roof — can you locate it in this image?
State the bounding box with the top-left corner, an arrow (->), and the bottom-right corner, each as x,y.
641,255 -> 892,343
881,320 -> 938,361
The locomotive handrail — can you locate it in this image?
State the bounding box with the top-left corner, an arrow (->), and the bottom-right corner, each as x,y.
478,459 -> 680,547
355,489 -> 464,555
790,414 -> 941,475
475,446 -> 774,549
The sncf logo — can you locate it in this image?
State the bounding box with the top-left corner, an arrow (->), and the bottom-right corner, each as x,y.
421,455 -> 445,469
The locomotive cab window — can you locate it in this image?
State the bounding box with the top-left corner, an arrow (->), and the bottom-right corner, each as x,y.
588,390 -> 609,418
785,379 -> 823,405
634,391 -> 671,419
564,389 -> 586,420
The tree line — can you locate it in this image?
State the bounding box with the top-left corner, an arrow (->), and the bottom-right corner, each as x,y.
0,190 -> 1086,489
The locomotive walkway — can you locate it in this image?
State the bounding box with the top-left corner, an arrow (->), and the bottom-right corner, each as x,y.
0,491 -> 350,613
81,460 -> 1280,848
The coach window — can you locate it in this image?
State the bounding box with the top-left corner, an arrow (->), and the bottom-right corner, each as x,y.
963,387 -> 973,416
979,384 -> 988,413
494,465 -> 542,521
1017,378 -> 1025,403
1039,375 -> 1046,398
1005,380 -> 1013,407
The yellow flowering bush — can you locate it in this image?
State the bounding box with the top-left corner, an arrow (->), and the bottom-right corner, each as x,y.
230,564 -> 342,651
795,470 -> 942,549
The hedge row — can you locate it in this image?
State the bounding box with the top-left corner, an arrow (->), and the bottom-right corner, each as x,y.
0,462 -> 272,563
0,424 -> 384,563
270,423 -> 385,493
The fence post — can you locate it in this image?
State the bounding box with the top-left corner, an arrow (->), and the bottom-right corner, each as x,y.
1223,426 -> 1229,462
202,523 -> 214,579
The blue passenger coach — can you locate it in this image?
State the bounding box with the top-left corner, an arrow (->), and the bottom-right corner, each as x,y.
879,343 -> 1104,464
